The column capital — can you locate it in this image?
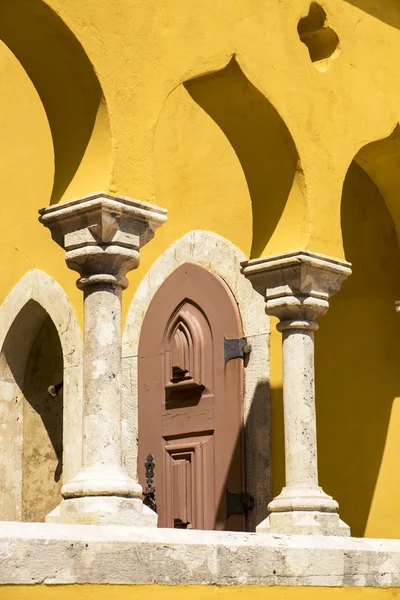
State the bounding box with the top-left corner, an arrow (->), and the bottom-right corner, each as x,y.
241,250 -> 351,322
39,192 -> 167,289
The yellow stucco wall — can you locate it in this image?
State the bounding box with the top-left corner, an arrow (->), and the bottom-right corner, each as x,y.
2,0 -> 400,543
0,585 -> 400,600
2,586 -> 400,600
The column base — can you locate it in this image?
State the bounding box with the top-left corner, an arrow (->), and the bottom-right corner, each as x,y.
46,496 -> 158,527
256,510 -> 350,536
267,485 -> 340,513
256,486 -> 350,536
61,465 -> 143,499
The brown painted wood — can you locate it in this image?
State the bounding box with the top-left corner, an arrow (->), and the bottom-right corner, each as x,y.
138,263 -> 245,531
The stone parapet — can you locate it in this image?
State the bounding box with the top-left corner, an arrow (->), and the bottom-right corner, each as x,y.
0,522 -> 399,587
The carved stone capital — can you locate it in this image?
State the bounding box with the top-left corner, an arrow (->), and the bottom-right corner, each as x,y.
241,250 -> 351,323
39,192 -> 167,288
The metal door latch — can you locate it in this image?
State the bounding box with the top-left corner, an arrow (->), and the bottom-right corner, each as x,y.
48,381 -> 63,398
226,489 -> 255,518
224,336 -> 252,367
143,453 -> 157,513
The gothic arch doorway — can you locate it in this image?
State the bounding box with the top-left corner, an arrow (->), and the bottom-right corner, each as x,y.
0,300 -> 63,522
138,263 -> 247,530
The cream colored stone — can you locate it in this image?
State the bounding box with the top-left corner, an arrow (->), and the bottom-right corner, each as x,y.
0,269 -> 83,521
39,192 -> 166,526
242,250 -> 351,536
259,511 -> 350,536
2,521 -> 400,586
57,497 -> 157,526
123,230 -> 270,531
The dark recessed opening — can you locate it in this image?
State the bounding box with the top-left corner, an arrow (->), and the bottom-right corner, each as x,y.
298,2 -> 339,69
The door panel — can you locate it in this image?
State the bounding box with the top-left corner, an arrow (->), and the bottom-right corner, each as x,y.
138,263 -> 245,530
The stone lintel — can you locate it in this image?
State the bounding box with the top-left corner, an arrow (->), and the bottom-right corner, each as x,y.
39,192 -> 167,285
241,250 -> 352,322
0,521 -> 399,587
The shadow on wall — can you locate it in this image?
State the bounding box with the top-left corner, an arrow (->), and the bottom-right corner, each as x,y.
0,300 -> 63,522
343,0 -> 400,29
242,379 -> 272,530
185,57 -> 300,258
355,125 -> 400,226
0,0 -> 111,203
214,378 -> 271,532
315,161 -> 400,537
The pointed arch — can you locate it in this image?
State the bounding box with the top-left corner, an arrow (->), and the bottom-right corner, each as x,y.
154,56 -> 306,258
352,124 -> 400,245
318,151 -> 400,537
164,302 -> 205,390
123,230 -> 270,531
0,269 -> 83,521
0,1 -> 112,203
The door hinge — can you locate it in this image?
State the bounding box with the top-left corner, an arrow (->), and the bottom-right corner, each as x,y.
226,489 -> 255,518
143,453 -> 157,513
224,336 -> 252,367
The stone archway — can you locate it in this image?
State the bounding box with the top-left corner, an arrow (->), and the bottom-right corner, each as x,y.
123,230 -> 270,531
0,269 -> 83,521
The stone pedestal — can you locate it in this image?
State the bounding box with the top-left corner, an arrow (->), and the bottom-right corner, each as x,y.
242,250 -> 351,536
39,192 -> 166,526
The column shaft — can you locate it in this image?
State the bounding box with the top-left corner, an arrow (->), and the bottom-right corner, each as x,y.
281,323 -> 318,489
83,284 -> 122,469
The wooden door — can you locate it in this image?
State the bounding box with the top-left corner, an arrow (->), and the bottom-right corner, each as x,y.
138,263 -> 245,530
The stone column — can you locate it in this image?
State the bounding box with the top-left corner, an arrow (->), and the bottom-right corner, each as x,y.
242,250 -> 351,536
39,192 -> 166,525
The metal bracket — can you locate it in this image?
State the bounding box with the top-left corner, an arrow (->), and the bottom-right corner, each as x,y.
143,453 -> 157,513
226,489 -> 255,518
224,336 -> 252,367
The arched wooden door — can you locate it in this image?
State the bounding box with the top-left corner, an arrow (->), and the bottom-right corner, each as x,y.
138,263 -> 246,530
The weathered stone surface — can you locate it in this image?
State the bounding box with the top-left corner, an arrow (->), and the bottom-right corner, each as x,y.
242,250 -> 351,536
56,497 -> 157,526
1,522 -> 400,586
0,269 -> 83,521
39,192 -> 166,526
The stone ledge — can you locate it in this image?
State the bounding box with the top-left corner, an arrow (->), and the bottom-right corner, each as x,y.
1,522 -> 400,587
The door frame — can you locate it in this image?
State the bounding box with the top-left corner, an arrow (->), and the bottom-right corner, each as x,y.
123,230 -> 271,531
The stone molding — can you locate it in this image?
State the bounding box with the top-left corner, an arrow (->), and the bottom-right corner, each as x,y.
39,191 -> 167,288
241,249 -> 352,323
1,521 -> 400,587
0,269 -> 83,485
122,230 -> 271,531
